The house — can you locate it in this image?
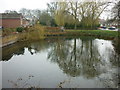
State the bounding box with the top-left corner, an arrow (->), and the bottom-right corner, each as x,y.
0,13 -> 30,28
99,19 -> 106,26
22,18 -> 30,27
105,20 -> 118,27
99,18 -> 119,27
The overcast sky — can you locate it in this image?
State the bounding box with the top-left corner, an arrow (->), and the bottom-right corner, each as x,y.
0,0 -> 53,13
0,0 -> 117,19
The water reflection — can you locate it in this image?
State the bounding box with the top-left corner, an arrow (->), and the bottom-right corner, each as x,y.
1,37 -> 120,88
47,38 -> 101,78
2,40 -> 51,61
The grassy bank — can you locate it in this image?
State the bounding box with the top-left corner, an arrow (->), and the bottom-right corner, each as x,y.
45,30 -> 119,39
65,30 -> 119,37
2,35 -> 18,47
2,29 -> 119,47
1,24 -> 45,47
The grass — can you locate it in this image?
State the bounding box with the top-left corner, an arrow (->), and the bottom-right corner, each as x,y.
45,29 -> 119,40
45,29 -> 119,39
64,30 -> 119,38
2,28 -> 119,47
2,35 -> 18,46
2,28 -> 16,36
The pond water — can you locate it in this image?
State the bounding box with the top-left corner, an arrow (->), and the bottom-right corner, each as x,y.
1,37 -> 120,88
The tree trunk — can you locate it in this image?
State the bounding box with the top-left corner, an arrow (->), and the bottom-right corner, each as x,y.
74,38 -> 77,61
90,40 -> 93,60
118,2 -> 120,32
74,24 -> 77,30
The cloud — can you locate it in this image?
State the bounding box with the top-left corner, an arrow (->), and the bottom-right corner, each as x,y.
0,0 -> 51,12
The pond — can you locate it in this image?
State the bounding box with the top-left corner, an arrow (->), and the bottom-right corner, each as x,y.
1,36 -> 120,88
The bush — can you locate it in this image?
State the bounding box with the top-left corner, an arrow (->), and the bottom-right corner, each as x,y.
26,24 -> 45,40
16,27 -> 24,32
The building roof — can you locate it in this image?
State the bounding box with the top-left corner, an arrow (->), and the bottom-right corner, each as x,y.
23,18 -> 30,21
0,13 -> 22,19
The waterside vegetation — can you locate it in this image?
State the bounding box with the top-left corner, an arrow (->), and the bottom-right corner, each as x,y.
2,26 -> 119,47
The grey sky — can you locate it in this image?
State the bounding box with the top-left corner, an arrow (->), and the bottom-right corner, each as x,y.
0,0 -> 52,12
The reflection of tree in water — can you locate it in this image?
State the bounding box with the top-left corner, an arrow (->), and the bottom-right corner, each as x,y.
15,48 -> 25,55
47,38 -> 81,77
27,40 -> 50,54
111,37 -> 120,88
48,37 -> 119,88
93,38 -> 119,88
79,39 -> 102,79
2,37 -> 119,88
112,37 -> 120,67
2,39 -> 58,61
2,43 -> 27,61
48,38 -> 102,78
2,38 -> 71,61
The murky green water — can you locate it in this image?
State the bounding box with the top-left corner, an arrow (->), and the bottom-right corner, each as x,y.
1,37 -> 120,88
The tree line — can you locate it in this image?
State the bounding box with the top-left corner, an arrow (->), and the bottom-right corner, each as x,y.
4,0 -> 119,30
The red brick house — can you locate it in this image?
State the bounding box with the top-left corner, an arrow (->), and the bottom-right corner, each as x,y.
0,13 -> 29,28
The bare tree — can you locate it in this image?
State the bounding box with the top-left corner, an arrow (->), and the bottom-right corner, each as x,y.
4,10 -> 18,14
67,1 -> 80,29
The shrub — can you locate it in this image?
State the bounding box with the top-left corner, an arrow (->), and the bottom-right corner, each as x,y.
25,24 -> 45,40
16,27 -> 24,32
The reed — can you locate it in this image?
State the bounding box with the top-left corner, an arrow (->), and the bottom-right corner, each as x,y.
18,24 -> 45,41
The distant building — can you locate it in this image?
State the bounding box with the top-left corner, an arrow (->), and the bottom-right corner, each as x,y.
105,20 -> 118,27
99,19 -> 106,26
22,18 -> 30,27
99,18 -> 118,27
0,13 -> 30,28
